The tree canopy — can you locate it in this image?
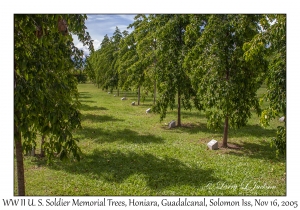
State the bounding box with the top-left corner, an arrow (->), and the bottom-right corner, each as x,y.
14,14 -> 94,195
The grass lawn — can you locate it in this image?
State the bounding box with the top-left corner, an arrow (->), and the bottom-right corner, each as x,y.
15,83 -> 286,196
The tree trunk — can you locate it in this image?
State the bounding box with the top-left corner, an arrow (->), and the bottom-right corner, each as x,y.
41,135 -> 45,157
177,92 -> 181,127
14,59 -> 25,196
222,116 -> 229,148
14,122 -> 25,196
137,86 -> 141,105
153,80 -> 156,105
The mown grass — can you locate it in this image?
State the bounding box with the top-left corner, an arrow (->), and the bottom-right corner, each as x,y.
16,83 -> 286,196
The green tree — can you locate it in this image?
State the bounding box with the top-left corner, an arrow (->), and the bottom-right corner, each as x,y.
109,27 -> 123,95
90,28 -> 123,95
118,31 -> 144,103
118,15 -> 156,105
186,14 -> 266,147
87,34 -> 110,88
14,14 -> 93,195
152,14 -> 200,126
243,14 -> 286,155
132,14 -> 159,105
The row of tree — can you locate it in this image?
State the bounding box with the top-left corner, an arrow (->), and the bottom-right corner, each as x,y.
86,14 -> 286,154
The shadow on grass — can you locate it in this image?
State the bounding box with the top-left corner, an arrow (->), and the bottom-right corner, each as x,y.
82,114 -> 124,123
50,149 -> 221,193
80,127 -> 164,144
79,99 -> 97,104
224,140 -> 285,163
80,104 -> 108,112
78,94 -> 92,99
163,122 -> 220,135
166,122 -> 276,139
230,125 -> 276,138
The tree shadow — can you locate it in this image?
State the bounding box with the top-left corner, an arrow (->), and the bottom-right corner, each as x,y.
78,92 -> 92,99
79,99 -> 97,103
163,122 -> 222,135
80,103 -> 108,112
80,127 -> 164,144
229,125 -> 276,138
49,149 -> 221,193
224,140 -> 285,163
82,114 -> 124,123
164,122 -> 276,139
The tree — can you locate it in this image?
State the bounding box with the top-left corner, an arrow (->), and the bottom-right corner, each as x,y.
109,27 -> 123,95
152,14 -> 200,126
87,34 -> 110,88
90,28 -> 124,95
132,14 -> 159,105
117,15 -> 156,105
186,14 -> 266,147
14,14 -> 93,195
243,14 -> 286,155
118,31 -> 144,104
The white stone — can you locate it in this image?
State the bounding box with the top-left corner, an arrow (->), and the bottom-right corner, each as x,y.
146,108 -> 151,113
168,120 -> 176,128
121,97 -> 126,100
131,101 -> 135,106
279,116 -> 285,122
108,92 -> 111,94
114,95 -> 116,97
207,139 -> 218,150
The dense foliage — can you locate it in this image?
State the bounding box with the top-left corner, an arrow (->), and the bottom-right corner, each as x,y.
14,14 -> 93,195
185,14 -> 267,147
243,14 -> 286,156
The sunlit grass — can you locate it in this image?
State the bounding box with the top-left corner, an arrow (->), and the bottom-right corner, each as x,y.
17,83 -> 286,196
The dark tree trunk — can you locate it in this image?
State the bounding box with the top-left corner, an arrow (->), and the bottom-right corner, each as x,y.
222,60 -> 230,147
41,135 -> 45,157
14,62 -> 25,195
14,122 -> 25,196
153,38 -> 157,105
222,116 -> 229,148
153,80 -> 156,105
177,92 -> 181,127
137,86 -> 141,105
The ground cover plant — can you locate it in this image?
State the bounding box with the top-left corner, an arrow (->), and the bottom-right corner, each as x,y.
15,83 -> 286,196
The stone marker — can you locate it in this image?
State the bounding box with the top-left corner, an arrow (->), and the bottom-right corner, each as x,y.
279,116 -> 285,122
131,101 -> 135,106
207,139 -> 218,150
121,97 -> 126,100
168,120 -> 176,128
108,92 -> 111,94
31,148 -> 35,156
146,108 -> 151,113
114,95 -> 116,97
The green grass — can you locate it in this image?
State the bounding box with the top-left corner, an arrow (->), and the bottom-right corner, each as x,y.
16,83 -> 286,196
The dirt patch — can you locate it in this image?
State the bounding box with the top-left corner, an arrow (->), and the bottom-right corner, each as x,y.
219,142 -> 243,150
